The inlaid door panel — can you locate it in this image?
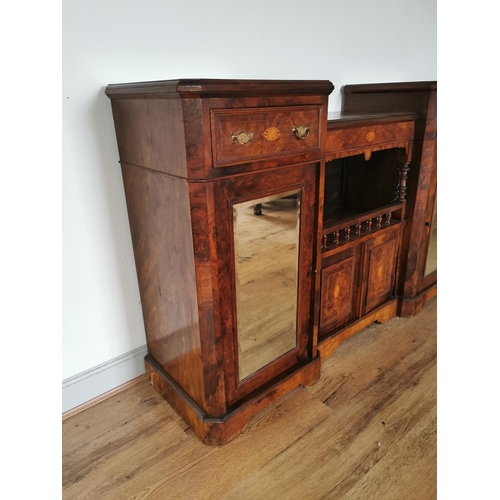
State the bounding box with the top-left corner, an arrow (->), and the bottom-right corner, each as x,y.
319,247 -> 361,336
362,229 -> 399,315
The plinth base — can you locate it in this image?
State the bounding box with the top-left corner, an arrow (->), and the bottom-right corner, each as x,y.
145,355 -> 321,446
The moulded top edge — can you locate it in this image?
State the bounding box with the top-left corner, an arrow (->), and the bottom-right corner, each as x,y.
104,78 -> 334,99
343,81 -> 437,94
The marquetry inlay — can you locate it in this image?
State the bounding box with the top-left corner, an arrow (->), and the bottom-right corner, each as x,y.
263,127 -> 281,141
366,131 -> 376,142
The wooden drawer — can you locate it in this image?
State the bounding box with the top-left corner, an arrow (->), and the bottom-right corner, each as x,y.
326,120 -> 414,159
210,105 -> 321,167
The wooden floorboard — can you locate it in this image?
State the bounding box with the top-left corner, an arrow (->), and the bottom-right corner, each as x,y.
62,297 -> 437,500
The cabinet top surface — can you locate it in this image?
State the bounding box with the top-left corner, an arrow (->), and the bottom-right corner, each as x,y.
105,78 -> 334,99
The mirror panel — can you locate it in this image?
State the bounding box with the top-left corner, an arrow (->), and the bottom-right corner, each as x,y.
233,189 -> 301,381
424,198 -> 437,276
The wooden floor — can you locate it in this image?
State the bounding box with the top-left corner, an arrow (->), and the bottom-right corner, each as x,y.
62,298 -> 437,500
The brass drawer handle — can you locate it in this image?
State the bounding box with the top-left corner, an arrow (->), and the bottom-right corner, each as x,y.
231,131 -> 253,146
292,125 -> 310,140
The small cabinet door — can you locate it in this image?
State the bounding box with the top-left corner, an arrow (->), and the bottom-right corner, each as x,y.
213,164 -> 317,406
319,246 -> 361,336
361,228 -> 400,315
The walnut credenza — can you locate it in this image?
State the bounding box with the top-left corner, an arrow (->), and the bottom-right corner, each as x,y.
105,79 -> 428,445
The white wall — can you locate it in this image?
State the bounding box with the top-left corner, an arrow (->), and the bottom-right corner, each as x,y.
62,0 -> 437,409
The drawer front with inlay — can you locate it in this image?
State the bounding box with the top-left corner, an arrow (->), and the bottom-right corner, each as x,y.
211,105 -> 321,167
326,121 -> 414,158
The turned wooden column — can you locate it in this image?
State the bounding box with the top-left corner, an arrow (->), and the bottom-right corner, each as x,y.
397,161 -> 410,202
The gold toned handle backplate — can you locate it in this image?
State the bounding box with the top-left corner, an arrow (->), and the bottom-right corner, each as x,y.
231,131 -> 254,146
292,125 -> 310,140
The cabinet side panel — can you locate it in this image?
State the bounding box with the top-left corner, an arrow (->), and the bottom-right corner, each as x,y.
110,98 -> 188,178
121,165 -> 206,411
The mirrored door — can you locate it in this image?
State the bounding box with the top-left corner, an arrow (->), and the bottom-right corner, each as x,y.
213,165 -> 317,406
232,190 -> 301,381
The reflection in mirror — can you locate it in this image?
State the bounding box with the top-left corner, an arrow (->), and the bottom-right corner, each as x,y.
233,189 -> 301,381
424,199 -> 437,276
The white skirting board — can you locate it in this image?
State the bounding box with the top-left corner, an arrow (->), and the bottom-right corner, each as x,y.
62,345 -> 148,413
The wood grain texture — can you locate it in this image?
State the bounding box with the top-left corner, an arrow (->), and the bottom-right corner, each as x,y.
105,78 -> 334,99
145,354 -> 321,446
320,253 -> 359,331
106,79 -> 432,448
211,105 -> 321,167
318,222 -> 401,347
62,375 -> 146,421
362,230 -> 399,314
63,297 -> 436,500
110,98 -> 188,177
106,80 -> 334,444
326,118 -> 415,160
186,181 -> 226,416
342,83 -> 437,313
121,165 -> 206,412
212,165 -> 318,406
343,82 -> 436,140
400,138 -> 436,297
107,80 -> 333,181
398,285 -> 437,318
318,299 -> 398,360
